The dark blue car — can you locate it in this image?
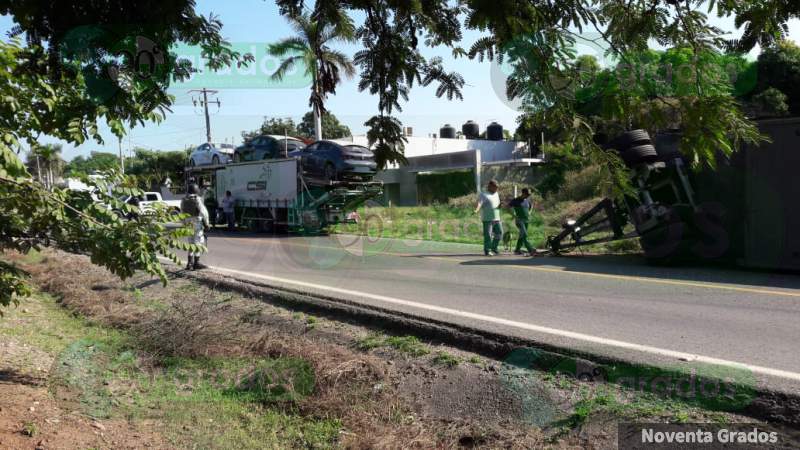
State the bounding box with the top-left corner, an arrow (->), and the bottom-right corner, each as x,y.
233,135 -> 307,162
289,140 -> 377,181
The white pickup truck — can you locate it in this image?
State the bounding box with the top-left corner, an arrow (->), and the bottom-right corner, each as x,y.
118,191 -> 183,217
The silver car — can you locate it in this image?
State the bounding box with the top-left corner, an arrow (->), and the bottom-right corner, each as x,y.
188,142 -> 235,166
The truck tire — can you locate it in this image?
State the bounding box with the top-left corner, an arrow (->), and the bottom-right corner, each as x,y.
611,129 -> 651,150
618,144 -> 658,166
233,152 -> 241,163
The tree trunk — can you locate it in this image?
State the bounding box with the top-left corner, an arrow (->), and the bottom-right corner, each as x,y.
313,105 -> 323,141
35,156 -> 42,185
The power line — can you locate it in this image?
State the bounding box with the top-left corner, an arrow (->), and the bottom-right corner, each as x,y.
188,88 -> 220,143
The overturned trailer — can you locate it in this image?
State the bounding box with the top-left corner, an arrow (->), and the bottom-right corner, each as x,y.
546,118 -> 800,271
186,158 -> 383,233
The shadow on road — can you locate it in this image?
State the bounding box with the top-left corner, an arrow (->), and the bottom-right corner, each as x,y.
458,253 -> 800,291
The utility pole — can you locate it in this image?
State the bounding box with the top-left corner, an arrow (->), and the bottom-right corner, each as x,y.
189,88 -> 220,143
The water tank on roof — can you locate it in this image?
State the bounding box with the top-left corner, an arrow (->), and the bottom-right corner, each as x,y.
462,120 -> 480,140
487,122 -> 504,141
439,124 -> 456,139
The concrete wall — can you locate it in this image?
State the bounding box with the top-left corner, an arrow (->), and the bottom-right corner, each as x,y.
374,168 -> 418,206
376,163 -> 545,206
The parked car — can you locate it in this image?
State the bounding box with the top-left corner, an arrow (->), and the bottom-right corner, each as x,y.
289,140 -> 377,181
232,135 -> 306,162
188,142 -> 235,166
116,191 -> 182,218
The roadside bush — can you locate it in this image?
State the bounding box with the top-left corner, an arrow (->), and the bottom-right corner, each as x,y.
447,193 -> 474,209
417,170 -> 475,205
447,183 -> 538,209
549,165 -> 605,203
540,198 -> 604,228
233,358 -> 316,404
535,142 -> 589,197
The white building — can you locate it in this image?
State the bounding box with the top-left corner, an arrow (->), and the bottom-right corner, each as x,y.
337,135 -> 544,206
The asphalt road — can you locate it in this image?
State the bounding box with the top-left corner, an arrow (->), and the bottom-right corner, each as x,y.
200,231 -> 800,395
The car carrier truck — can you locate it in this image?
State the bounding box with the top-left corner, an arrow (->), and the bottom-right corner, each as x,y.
185,157 -> 383,234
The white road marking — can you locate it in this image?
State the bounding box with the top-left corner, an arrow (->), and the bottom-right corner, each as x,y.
209,264 -> 800,383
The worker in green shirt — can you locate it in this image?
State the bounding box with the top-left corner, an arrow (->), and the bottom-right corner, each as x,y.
475,179 -> 502,256
509,188 -> 535,256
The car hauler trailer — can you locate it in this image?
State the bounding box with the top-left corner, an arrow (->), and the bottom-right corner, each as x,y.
185,158 -> 383,234
546,118 -> 800,271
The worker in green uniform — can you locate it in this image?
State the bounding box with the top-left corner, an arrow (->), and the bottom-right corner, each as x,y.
509,188 -> 535,256
475,179 -> 502,256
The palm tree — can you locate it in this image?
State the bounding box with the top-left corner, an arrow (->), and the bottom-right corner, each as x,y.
28,144 -> 64,190
268,13 -> 356,141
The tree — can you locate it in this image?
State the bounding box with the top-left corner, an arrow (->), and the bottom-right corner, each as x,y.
126,148 -> 190,190
298,111 -> 351,139
268,13 -> 356,141
242,117 -> 300,142
752,40 -> 800,115
277,0 -> 799,175
0,1 -> 250,312
751,87 -> 790,117
65,151 -> 122,177
716,1 -> 800,51
274,0 -> 466,168
243,111 -> 351,142
27,144 -> 65,190
352,3 -> 464,169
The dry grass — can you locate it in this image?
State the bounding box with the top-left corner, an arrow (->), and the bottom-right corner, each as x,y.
7,250 -> 553,449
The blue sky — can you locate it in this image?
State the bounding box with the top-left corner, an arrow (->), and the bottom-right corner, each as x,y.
2,1 -> 799,161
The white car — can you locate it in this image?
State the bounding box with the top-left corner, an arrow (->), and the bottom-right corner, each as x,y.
188,142 -> 235,166
117,192 -> 182,218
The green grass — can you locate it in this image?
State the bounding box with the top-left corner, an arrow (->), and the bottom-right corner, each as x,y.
356,333 -> 386,351
330,204 -> 642,255
331,205 -> 547,248
432,351 -> 460,368
564,384 -> 699,428
22,421 -> 38,437
357,334 -> 430,357
121,355 -> 336,448
0,293 -> 129,355
0,293 -> 341,449
305,315 -> 318,329
384,336 -> 430,356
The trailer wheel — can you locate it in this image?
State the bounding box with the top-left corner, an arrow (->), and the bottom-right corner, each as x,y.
611,129 -> 651,150
619,144 -> 658,166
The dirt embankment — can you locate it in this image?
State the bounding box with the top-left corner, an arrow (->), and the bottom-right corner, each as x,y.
2,250 -> 768,449
2,251 -> 582,449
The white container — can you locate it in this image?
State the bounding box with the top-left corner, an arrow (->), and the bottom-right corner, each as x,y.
214,158 -> 298,207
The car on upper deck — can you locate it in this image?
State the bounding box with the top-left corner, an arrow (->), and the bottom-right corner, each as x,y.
289,140 -> 377,181
232,135 -> 307,162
